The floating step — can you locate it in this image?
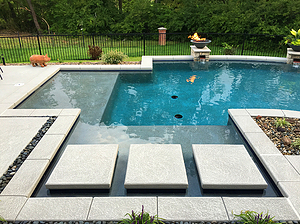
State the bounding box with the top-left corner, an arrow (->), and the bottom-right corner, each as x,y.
124,144 -> 188,189
45,144 -> 118,189
192,144 -> 268,190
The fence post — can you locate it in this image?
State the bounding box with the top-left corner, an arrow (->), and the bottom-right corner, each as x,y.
82,32 -> 85,48
37,34 -> 42,55
143,33 -> 146,56
18,32 -> 22,49
241,33 -> 246,55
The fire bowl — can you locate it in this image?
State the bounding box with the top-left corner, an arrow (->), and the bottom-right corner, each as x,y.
191,40 -> 211,48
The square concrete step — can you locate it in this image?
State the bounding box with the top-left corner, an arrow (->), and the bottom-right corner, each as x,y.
45,144 -> 118,189
193,144 -> 268,190
124,144 -> 188,189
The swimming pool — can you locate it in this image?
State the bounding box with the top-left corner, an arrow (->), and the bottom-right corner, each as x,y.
17,61 -> 299,197
102,61 -> 300,126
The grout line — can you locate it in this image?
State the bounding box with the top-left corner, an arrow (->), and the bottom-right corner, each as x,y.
85,197 -> 95,221
221,197 -> 231,221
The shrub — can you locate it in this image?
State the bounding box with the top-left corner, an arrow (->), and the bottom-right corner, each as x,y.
274,118 -> 290,128
291,138 -> 300,149
88,45 -> 103,60
222,42 -> 237,55
102,50 -> 127,64
233,210 -> 275,224
118,205 -> 164,224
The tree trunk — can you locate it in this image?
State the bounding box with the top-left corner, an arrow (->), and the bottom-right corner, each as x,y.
119,0 -> 122,12
26,0 -> 41,33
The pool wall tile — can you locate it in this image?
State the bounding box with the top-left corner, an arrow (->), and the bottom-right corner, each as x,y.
158,197 -> 229,221
88,197 -> 157,221
17,197 -> 93,221
223,197 -> 300,220
260,155 -> 300,184
0,196 -> 28,221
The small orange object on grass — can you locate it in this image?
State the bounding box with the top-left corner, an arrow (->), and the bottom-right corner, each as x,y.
30,54 -> 51,67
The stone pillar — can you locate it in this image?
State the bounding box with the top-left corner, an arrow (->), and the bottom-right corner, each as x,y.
158,27 -> 167,46
287,48 -> 300,64
190,46 -> 211,62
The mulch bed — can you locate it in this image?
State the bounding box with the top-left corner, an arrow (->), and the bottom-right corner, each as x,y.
254,116 -> 300,155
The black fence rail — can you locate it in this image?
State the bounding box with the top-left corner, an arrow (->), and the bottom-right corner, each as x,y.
0,32 -> 287,63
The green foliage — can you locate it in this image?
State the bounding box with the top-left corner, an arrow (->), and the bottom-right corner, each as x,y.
102,50 -> 127,64
88,45 -> 102,60
118,205 -> 164,224
284,29 -> 300,46
291,138 -> 300,149
222,42 -> 237,55
275,118 -> 291,128
233,210 -> 275,224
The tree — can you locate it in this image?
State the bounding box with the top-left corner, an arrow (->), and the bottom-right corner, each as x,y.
26,0 -> 41,33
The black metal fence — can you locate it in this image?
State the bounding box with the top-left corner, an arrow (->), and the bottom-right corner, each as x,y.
0,32 -> 287,63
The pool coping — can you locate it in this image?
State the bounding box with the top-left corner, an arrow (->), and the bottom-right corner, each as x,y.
0,55 -> 299,221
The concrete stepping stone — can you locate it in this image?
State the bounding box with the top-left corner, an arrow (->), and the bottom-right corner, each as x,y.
45,144 -> 118,189
192,144 -> 268,190
124,144 -> 188,189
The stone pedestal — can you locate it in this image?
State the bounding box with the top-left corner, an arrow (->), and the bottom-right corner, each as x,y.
287,48 -> 300,64
158,27 -> 167,46
190,45 -> 211,62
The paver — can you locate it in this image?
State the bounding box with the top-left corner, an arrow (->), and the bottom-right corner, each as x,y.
158,197 -> 228,221
0,196 -> 28,221
260,155 -> 300,184
223,197 -> 300,221
278,182 -> 300,216
124,144 -> 188,189
27,134 -> 65,160
46,144 -> 118,189
16,197 -> 92,221
0,117 -> 48,176
1,160 -> 49,197
285,155 -> 300,175
88,197 -> 157,221
193,144 -> 268,189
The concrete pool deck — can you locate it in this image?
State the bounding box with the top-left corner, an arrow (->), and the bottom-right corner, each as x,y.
0,56 -> 300,221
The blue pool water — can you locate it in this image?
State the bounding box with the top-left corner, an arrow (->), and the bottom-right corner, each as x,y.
102,61 -> 300,126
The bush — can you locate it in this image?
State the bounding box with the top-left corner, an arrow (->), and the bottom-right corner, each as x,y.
222,42 -> 237,55
233,210 -> 275,224
102,50 -> 127,64
88,45 -> 102,60
118,205 -> 164,224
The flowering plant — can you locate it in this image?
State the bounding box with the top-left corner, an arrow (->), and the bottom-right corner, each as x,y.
284,29 -> 300,46
118,205 -> 164,224
233,210 -> 275,224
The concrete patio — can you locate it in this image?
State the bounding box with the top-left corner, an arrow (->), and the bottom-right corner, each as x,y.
0,56 -> 299,222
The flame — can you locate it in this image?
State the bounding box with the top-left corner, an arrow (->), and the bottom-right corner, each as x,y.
186,75 -> 197,84
188,33 -> 206,42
